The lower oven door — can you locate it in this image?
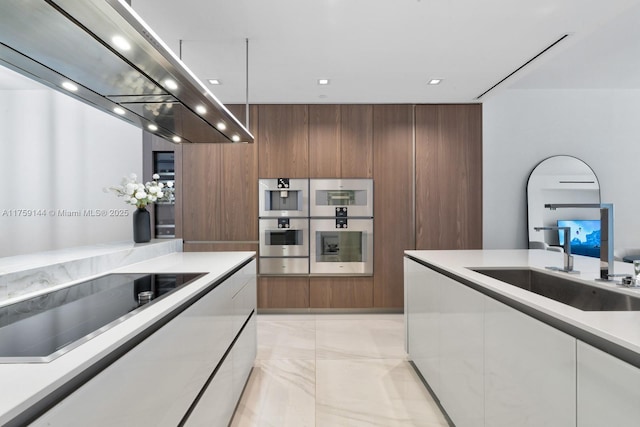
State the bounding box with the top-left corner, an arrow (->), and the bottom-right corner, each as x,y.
259,218 -> 309,257
259,257 -> 309,275
310,218 -> 373,275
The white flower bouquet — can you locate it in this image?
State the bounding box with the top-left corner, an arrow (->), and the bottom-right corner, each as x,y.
105,173 -> 174,209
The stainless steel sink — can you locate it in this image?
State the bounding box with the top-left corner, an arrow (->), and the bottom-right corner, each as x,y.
470,268 -> 640,311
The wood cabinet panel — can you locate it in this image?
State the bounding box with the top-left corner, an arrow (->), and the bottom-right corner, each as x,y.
181,144 -> 222,241
309,277 -> 373,308
222,104 -> 259,241
181,105 -> 258,243
372,105 -> 414,309
257,277 -> 309,309
309,104 -> 341,178
341,104 -> 373,178
258,105 -> 308,178
415,104 -> 482,250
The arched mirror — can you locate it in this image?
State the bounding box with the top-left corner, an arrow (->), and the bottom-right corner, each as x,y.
527,155 -> 601,250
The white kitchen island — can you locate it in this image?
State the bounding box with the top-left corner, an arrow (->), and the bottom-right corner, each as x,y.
0,251 -> 256,427
405,250 -> 640,427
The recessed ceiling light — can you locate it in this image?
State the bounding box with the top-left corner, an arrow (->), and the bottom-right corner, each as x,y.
113,106 -> 126,115
208,79 -> 221,85
62,81 -> 78,92
318,79 -> 330,85
428,79 -> 442,85
231,135 -> 240,142
195,105 -> 207,115
216,122 -> 227,131
172,136 -> 182,143
164,79 -> 178,90
147,124 -> 158,131
111,35 -> 131,51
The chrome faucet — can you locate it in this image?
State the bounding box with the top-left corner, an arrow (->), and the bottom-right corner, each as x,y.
534,226 -> 575,272
545,203 -> 614,281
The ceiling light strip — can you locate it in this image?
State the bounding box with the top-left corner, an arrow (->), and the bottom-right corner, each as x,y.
475,34 -> 570,100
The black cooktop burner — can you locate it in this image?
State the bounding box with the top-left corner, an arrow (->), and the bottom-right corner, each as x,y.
0,272 -> 205,362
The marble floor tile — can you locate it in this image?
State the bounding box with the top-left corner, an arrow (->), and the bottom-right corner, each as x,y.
316,359 -> 448,427
256,319 -> 316,361
232,314 -> 448,427
316,315 -> 406,360
231,359 -> 316,427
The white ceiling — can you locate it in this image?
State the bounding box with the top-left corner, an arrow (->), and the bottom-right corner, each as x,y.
129,0 -> 640,104
1,1 -> 639,100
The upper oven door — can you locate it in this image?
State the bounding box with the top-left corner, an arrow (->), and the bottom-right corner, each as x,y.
310,218 -> 373,275
259,218 -> 309,257
309,179 -> 373,218
259,178 -> 309,217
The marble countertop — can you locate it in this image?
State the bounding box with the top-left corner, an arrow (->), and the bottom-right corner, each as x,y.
0,251 -> 255,426
405,249 -> 640,362
0,239 -> 183,302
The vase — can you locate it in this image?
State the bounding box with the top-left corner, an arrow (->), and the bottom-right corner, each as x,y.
133,207 -> 151,243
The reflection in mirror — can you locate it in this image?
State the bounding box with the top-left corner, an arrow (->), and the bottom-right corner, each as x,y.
526,155 -> 601,251
0,64 -> 142,259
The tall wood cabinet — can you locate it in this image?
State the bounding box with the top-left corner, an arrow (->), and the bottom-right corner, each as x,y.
182,104 -> 259,253
372,105 -> 415,309
306,104 -> 375,308
415,104 -> 482,250
256,105 -> 311,308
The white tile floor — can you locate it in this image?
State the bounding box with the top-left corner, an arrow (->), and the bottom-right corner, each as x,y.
230,314 -> 450,427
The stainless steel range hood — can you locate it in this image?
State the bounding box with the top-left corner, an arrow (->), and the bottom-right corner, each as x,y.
0,0 -> 253,144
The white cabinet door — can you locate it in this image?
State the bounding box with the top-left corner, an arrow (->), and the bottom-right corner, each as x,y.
577,340 -> 640,427
405,258 -> 441,395
183,352 -> 235,427
405,259 -> 484,426
438,274 -> 484,427
232,260 -> 257,336
484,298 -> 576,427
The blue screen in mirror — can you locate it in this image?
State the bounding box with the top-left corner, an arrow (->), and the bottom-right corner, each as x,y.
557,220 -> 601,258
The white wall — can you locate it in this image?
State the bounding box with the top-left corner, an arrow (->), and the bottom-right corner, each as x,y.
0,85 -> 142,258
483,89 -> 640,250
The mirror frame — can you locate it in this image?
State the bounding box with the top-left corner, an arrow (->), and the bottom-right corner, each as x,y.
526,155 -> 601,249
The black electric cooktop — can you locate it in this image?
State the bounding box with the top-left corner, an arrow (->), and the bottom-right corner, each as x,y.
0,272 -> 205,363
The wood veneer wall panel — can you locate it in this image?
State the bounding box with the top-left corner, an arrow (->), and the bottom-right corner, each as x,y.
258,277 -> 310,309
341,104 -> 374,178
258,104 -> 309,178
372,105 -> 414,309
222,104 -> 259,241
415,104 -> 483,250
181,144 -> 222,241
309,104 -> 341,178
309,277 -> 373,308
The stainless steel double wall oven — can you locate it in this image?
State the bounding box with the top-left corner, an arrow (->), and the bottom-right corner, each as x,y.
258,179 -> 309,274
258,178 -> 373,276
309,179 -> 374,275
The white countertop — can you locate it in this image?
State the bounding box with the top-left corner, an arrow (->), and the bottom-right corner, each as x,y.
0,251 -> 255,426
405,249 -> 640,359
